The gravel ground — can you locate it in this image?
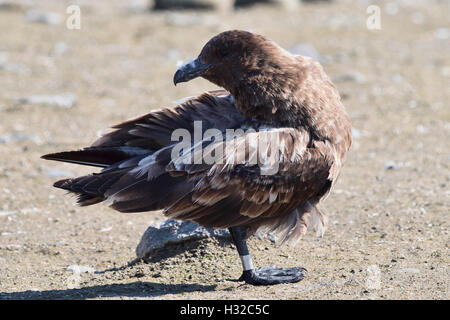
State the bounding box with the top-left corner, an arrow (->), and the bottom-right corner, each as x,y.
0,0 -> 448,300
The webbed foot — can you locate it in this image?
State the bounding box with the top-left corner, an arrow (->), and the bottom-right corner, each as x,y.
239,266 -> 306,286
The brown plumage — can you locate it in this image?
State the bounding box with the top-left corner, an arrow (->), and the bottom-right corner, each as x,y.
42,30 -> 352,246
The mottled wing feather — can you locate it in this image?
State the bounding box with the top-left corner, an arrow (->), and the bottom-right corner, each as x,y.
102,91 -> 243,212
91,90 -> 243,150
164,128 -> 335,228
47,91 -> 244,211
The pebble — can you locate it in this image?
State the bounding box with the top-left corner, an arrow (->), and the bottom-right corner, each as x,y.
53,42 -> 68,56
0,60 -> 30,74
0,133 -> 41,144
415,124 -> 428,134
0,211 -> 17,217
289,43 -> 322,62
24,10 -> 62,25
384,2 -> 399,16
45,170 -> 74,178
441,66 -> 450,78
385,161 -> 399,171
126,0 -> 149,13
408,100 -> 419,109
14,93 -> 78,109
434,28 -> 449,40
333,72 -> 367,84
166,49 -> 180,60
67,265 -> 98,274
0,1 -> 25,11
99,226 -> 113,233
410,12 -> 424,25
165,12 -> 215,26
351,127 -> 362,139
395,268 -> 420,274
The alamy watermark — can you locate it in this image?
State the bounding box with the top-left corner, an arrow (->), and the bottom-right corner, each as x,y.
170,121 -> 282,176
66,5 -> 81,30
66,267 -> 82,289
366,264 -> 381,290
366,5 -> 381,30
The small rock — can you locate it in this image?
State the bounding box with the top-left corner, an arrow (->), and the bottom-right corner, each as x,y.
385,161 -> 399,171
67,265 -> 98,274
126,0 -> 150,13
136,219 -> 229,260
25,10 -> 62,25
14,93 -> 77,109
165,12 -> 217,26
0,59 -> 30,74
410,12 -> 424,25
0,133 -> 41,144
100,98 -> 116,108
53,42 -> 68,56
440,66 -> 450,78
333,72 -> 366,84
45,170 -> 74,178
166,49 -> 180,60
395,268 -> 420,274
434,28 -> 449,40
392,73 -> 403,83
0,1 -> 25,11
408,100 -> 418,109
416,124 -> 428,134
384,2 -> 399,16
289,43 -> 322,62
351,127 -> 362,139
0,211 -> 16,217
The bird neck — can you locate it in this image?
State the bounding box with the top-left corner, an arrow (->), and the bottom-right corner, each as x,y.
230,72 -> 307,128
229,66 -> 352,155
228,52 -> 307,127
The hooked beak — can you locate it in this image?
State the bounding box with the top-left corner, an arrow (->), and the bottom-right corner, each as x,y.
173,57 -> 211,86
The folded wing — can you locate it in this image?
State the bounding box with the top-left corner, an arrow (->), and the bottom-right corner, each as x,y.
43,90 -> 339,243
42,90 -> 244,208
162,127 -> 336,232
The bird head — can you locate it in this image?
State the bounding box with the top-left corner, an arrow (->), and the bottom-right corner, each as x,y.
173,30 -> 322,126
173,30 -> 295,91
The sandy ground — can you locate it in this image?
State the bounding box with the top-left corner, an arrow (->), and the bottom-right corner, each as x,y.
0,0 -> 448,300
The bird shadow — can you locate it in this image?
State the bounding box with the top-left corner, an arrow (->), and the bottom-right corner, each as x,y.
0,238 -> 237,300
0,281 -> 217,300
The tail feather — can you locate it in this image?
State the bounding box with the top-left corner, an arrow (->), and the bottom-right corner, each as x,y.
53,169 -> 128,206
41,147 -> 149,168
76,194 -> 105,206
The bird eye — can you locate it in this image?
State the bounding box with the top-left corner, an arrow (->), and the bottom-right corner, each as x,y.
219,47 -> 230,57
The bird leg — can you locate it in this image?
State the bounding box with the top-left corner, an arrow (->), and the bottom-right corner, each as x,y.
228,226 -> 306,285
